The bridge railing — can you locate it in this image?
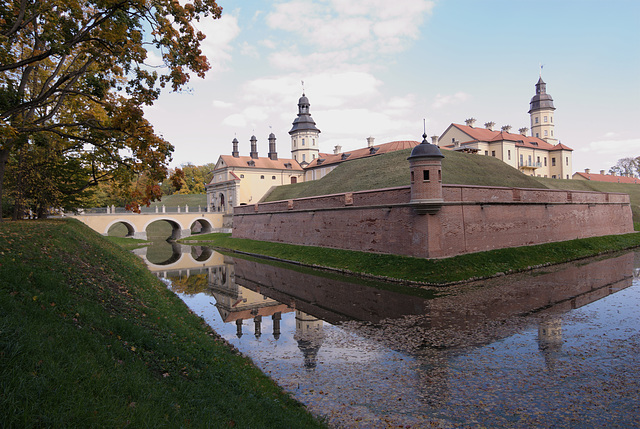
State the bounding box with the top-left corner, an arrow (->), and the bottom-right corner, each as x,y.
77,205 -> 210,215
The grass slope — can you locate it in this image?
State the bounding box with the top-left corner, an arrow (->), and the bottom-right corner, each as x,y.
0,219 -> 325,428
264,149 -> 546,202
149,193 -> 207,208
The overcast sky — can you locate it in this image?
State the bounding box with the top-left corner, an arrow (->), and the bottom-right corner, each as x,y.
144,0 -> 640,175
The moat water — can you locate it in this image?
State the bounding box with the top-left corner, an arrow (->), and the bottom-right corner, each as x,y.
135,242 -> 640,428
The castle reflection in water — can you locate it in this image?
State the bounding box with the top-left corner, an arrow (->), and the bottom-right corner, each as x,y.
137,240 -> 635,373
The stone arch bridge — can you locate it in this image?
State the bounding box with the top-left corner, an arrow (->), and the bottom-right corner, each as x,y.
68,210 -> 227,240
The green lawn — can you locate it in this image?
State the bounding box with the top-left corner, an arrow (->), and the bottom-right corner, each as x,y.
0,219 -> 326,428
182,232 -> 640,285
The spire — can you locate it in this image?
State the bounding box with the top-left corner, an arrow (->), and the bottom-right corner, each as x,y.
289,92 -> 321,135
529,75 -> 555,113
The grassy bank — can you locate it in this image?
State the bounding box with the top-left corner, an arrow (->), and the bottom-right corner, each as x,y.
182,232 -> 640,285
0,219 -> 325,428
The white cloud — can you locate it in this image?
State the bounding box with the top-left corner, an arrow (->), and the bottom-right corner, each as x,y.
240,42 -> 259,58
266,0 -> 434,64
197,13 -> 241,74
431,92 -> 471,109
212,100 -> 233,108
223,114 -> 247,127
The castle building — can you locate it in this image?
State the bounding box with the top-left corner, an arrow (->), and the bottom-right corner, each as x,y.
206,93 -> 418,214
437,77 -> 573,179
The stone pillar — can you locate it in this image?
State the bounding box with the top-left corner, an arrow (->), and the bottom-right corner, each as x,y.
407,132 -> 444,215
162,205 -> 166,213
185,204 -> 189,213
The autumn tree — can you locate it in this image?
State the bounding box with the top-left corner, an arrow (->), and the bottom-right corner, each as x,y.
0,0 -> 222,218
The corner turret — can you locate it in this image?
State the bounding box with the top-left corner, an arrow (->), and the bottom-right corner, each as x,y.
408,130 -> 444,215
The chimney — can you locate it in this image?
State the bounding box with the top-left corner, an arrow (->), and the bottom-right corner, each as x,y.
249,135 -> 258,159
232,137 -> 239,158
518,127 -> 529,136
501,125 -> 512,133
333,145 -> 342,155
600,170 -> 606,175
585,168 -> 590,174
465,118 -> 476,127
367,136 -> 375,147
431,135 -> 439,145
268,133 -> 277,160
484,121 -> 495,131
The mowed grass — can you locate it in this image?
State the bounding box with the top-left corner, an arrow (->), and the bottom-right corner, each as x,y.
182,232 -> 640,285
0,219 -> 325,429
264,149 -> 546,202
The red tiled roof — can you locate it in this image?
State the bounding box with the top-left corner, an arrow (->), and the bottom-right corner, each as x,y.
305,140 -> 420,169
442,123 -> 573,151
218,155 -> 303,171
573,172 -> 640,184
550,143 -> 573,151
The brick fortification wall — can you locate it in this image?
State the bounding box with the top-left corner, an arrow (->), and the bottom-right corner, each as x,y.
232,184 -> 634,258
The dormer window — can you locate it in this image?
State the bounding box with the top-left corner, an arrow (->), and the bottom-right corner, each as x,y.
247,160 -> 255,166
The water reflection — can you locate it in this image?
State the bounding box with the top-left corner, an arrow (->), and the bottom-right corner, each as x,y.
140,246 -> 640,428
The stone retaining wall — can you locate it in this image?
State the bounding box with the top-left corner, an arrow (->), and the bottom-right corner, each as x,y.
232,185 -> 634,258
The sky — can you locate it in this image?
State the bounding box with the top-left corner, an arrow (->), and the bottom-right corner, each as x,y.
144,0 -> 640,175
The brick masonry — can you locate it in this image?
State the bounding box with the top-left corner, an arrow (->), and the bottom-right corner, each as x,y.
232,184 -> 634,258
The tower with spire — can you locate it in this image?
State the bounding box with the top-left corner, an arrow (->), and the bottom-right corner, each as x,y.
529,71 -> 558,145
289,92 -> 320,167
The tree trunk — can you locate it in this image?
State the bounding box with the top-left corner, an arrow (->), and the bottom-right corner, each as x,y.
0,148 -> 9,222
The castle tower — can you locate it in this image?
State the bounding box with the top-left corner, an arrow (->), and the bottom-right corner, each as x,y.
289,93 -> 320,167
408,131 -> 445,215
529,76 -> 558,144
231,137 -> 239,158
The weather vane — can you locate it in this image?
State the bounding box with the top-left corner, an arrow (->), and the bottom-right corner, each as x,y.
301,80 -> 305,94
539,63 -> 544,77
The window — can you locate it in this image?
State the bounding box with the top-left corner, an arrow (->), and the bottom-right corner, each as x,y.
551,116 -> 553,123
508,150 -> 511,160
272,176 -> 276,180
537,156 -> 540,165
544,116 -> 548,123
411,171 -> 414,183
552,175 -> 556,179
520,154 -> 523,165
302,154 -> 306,162
313,139 -> 315,145
536,133 -> 539,138
484,150 -> 488,156
528,155 -> 532,165
302,138 -> 305,146
312,154 -> 316,159
566,157 -> 569,166
240,174 -> 244,178
566,175 -> 569,179
552,158 -> 556,166
260,175 -> 264,179
544,157 -> 547,166
544,130 -> 548,136
535,117 -> 539,124
551,130 -> 554,136
423,170 -> 430,181
491,151 -> 496,157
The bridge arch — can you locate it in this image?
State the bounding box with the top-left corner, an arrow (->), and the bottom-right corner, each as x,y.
190,218 -> 214,235
143,217 -> 188,240
105,219 -> 137,237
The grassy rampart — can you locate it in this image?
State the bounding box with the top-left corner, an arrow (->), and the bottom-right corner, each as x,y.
0,219 -> 325,428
